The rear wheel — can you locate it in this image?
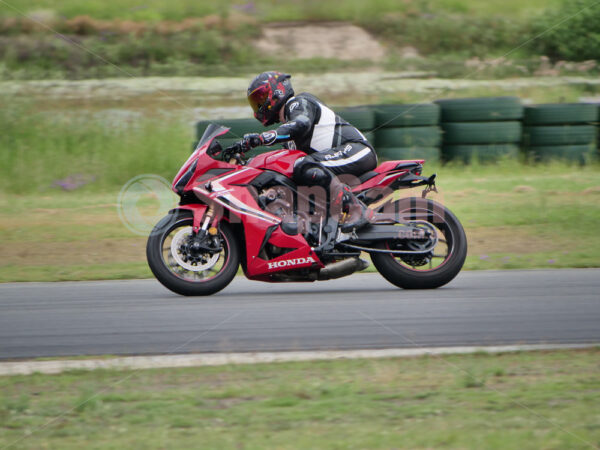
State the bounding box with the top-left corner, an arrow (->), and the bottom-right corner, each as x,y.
146,212 -> 240,296
371,198 -> 467,289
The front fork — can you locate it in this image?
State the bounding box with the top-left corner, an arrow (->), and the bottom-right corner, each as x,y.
173,204 -> 218,236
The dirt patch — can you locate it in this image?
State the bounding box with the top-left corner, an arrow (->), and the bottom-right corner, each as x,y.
582,186 -> 600,195
255,23 -> 385,61
513,185 -> 536,194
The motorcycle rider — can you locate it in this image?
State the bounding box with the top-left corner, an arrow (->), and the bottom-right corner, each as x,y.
240,71 -> 376,232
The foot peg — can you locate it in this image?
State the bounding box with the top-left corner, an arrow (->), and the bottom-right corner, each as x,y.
340,201 -> 374,232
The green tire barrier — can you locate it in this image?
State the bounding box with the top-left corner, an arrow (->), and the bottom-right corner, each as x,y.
214,137 -> 239,148
373,104 -> 440,128
336,106 -> 376,131
435,97 -> 523,122
377,147 -> 440,163
524,103 -> 599,125
527,145 -> 597,164
523,125 -> 597,146
197,100 -> 599,166
441,122 -> 522,145
375,126 -> 441,147
362,131 -> 375,144
442,144 -> 520,164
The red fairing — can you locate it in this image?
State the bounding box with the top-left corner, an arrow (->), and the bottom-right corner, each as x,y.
375,160 -> 425,173
351,159 -> 426,192
244,224 -> 323,278
352,170 -> 408,192
190,167 -> 323,279
171,127 -> 231,193
247,149 -> 306,177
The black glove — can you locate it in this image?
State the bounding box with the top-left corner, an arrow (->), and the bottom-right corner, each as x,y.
222,142 -> 244,162
242,133 -> 264,152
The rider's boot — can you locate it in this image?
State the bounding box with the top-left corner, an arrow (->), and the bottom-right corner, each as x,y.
331,180 -> 374,233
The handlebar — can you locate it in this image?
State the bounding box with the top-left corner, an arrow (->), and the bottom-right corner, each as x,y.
221,141 -> 247,165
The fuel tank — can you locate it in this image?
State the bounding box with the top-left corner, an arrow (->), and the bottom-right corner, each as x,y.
247,149 -> 306,177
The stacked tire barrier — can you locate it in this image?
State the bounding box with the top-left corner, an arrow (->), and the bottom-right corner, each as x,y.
370,104 -> 441,163
196,99 -> 599,165
523,104 -> 599,164
335,106 -> 376,144
435,97 -> 523,164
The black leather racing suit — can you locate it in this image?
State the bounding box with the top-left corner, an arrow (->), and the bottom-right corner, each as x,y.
259,93 -> 378,185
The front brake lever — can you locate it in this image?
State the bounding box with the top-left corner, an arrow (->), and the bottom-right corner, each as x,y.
234,153 -> 246,165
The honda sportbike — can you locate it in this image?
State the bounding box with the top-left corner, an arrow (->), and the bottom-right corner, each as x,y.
147,124 -> 467,296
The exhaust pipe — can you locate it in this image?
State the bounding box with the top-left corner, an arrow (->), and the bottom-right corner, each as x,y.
317,257 -> 369,280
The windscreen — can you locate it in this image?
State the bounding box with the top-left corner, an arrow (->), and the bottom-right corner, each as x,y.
197,123 -> 229,149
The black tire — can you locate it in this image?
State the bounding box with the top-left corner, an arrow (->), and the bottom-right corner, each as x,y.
435,97 -> 523,122
441,121 -> 522,145
335,106 -> 376,131
147,212 -> 240,296
441,144 -> 520,164
524,103 -> 598,125
377,147 -> 441,164
373,104 -> 440,128
526,144 -> 596,164
371,198 -> 467,289
375,126 -> 442,147
523,125 -> 597,146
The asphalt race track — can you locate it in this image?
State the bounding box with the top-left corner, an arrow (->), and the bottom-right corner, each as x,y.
1,270 -> 599,359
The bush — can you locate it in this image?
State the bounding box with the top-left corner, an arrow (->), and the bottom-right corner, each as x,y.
533,0 -> 600,61
0,23 -> 261,79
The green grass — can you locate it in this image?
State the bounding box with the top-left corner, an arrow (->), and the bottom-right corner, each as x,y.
0,102 -> 195,193
0,0 -> 564,22
1,349 -> 599,448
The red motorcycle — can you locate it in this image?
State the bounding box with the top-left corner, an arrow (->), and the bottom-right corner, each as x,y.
147,124 -> 467,296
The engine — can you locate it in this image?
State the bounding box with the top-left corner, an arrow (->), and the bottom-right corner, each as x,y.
258,185 -> 321,244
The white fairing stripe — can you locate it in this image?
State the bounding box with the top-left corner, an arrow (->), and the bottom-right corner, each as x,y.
310,103 -> 336,152
381,172 -> 404,183
212,168 -> 250,191
320,147 -> 372,167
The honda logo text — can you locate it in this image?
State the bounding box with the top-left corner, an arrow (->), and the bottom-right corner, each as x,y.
267,257 -> 315,270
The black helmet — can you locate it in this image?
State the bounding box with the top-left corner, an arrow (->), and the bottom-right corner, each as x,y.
247,71 -> 294,126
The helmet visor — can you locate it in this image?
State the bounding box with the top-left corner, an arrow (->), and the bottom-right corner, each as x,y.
247,85 -> 269,115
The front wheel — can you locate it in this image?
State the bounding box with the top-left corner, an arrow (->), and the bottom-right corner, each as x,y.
146,212 -> 240,296
371,197 -> 467,289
